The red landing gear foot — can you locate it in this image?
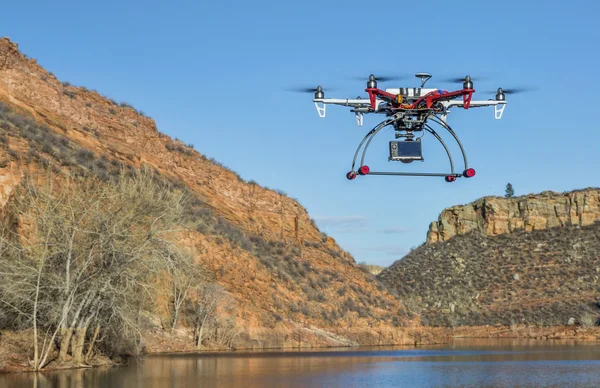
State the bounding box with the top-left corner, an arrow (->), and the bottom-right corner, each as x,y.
463,168 -> 476,178
346,171 -> 357,180
445,176 -> 457,182
358,165 -> 370,175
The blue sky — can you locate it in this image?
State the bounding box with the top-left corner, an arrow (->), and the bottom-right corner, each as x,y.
3,0 -> 599,266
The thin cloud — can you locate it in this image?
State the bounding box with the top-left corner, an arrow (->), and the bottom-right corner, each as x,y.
312,215 -> 369,232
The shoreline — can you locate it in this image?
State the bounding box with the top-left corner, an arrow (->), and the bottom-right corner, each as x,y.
433,325 -> 600,341
3,325 -> 600,374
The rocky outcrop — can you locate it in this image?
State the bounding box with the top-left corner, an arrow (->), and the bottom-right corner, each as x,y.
427,189 -> 600,243
380,187 -> 600,328
364,264 -> 385,275
378,219 -> 600,328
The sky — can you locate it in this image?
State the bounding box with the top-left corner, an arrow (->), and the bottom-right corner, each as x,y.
2,0 -> 599,266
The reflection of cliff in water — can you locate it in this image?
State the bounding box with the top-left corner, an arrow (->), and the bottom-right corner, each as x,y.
4,339 -> 600,388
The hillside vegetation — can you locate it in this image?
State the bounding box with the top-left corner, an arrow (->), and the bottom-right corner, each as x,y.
378,221 -> 600,328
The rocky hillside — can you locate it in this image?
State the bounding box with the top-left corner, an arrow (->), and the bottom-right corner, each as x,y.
427,189 -> 600,243
378,190 -> 600,328
0,36 -> 432,362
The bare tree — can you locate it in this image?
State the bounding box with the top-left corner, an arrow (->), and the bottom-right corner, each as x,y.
157,243 -> 205,332
188,283 -> 220,349
214,314 -> 240,349
0,166 -> 193,369
0,183 -> 67,370
168,260 -> 194,332
185,283 -> 238,349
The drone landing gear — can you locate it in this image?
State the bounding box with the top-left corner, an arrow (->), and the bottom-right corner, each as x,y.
463,168 -> 476,178
347,113 -> 475,182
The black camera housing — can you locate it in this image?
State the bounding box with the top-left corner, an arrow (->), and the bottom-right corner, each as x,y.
389,140 -> 423,163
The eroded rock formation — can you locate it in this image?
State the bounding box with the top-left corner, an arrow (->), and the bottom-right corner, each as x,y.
427,189 -> 600,243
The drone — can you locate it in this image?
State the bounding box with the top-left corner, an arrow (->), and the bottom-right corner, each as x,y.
292,73 -> 531,182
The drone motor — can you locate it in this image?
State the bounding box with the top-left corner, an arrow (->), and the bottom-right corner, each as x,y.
314,85 -> 324,99
367,74 -> 377,89
495,88 -> 505,101
463,75 -> 474,89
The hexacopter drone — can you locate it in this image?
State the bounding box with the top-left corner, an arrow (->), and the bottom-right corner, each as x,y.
295,73 -> 528,182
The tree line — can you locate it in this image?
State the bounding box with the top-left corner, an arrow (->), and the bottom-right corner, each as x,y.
0,167 -> 238,370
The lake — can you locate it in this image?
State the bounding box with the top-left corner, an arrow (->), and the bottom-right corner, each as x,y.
2,338 -> 600,388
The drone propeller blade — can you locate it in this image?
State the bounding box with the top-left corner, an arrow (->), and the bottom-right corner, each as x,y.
484,86 -> 539,94
284,85 -> 337,93
441,75 -> 490,83
286,87 -> 318,93
372,75 -> 408,82
499,87 -> 538,94
348,74 -> 409,82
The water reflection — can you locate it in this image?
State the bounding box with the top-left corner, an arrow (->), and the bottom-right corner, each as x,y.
3,339 -> 600,388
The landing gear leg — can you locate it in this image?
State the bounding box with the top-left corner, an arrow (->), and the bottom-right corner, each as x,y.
430,116 -> 474,178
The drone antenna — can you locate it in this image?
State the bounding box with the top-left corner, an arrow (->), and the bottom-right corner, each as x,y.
415,73 -> 432,87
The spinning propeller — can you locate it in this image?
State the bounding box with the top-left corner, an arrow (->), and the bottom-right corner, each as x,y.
362,74 -> 406,89
287,86 -> 332,93
349,74 -> 408,82
441,75 -> 490,83
485,87 -> 537,94
440,75 -> 484,89
441,76 -> 538,98
285,85 -> 333,98
485,87 -> 538,100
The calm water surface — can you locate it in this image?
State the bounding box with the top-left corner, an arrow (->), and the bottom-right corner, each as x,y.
3,339 -> 600,388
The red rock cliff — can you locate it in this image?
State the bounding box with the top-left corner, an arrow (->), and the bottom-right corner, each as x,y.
0,37 -> 437,352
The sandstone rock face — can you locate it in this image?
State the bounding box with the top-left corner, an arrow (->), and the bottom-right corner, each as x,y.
426,189 -> 600,244
0,37 -> 435,352
0,163 -> 22,207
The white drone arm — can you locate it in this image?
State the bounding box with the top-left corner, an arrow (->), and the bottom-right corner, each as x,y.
312,98 -> 378,113
441,100 -> 507,120
312,96 -> 508,126
313,98 -> 381,126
